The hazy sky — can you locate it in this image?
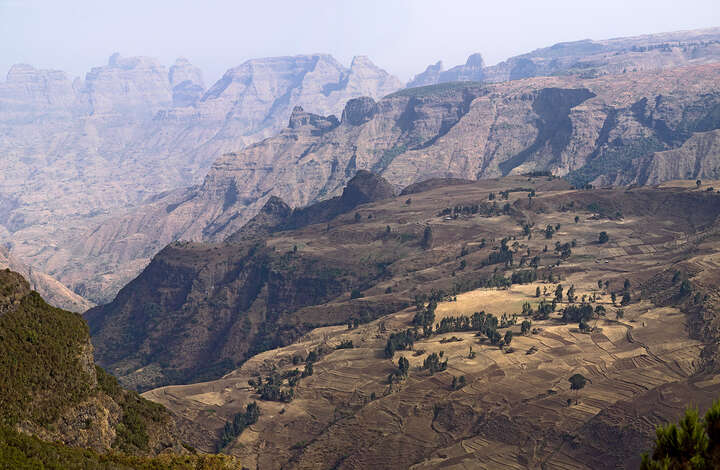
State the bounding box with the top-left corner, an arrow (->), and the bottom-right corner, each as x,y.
2,0 -> 719,84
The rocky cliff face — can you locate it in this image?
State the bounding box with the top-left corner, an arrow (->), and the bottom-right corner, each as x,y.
0,53 -> 402,303
64,64 -> 720,303
411,27 -> 720,86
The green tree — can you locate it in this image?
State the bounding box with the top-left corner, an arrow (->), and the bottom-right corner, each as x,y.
555,284 -> 564,303
567,285 -> 576,304
598,231 -> 609,244
574,215 -> 580,223
521,320 -> 532,335
398,357 -> 410,377
421,226 -> 434,250
641,399 -> 720,469
569,373 -> 588,404
504,330 -> 513,347
621,291 -> 631,306
535,286 -> 541,298
680,280 -> 693,297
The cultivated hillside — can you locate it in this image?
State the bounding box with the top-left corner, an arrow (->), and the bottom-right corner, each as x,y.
96,173 -> 720,469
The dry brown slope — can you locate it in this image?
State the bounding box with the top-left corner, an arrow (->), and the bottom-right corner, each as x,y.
141,179 -> 720,469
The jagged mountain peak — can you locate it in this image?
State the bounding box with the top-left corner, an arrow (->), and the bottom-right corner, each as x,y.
464,52 -> 485,67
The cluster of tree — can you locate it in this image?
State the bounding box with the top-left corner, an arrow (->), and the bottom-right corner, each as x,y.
451,375 -> 467,390
483,238 -> 514,267
561,303 -> 607,331
609,278 -> 632,306
561,303 -> 595,323
219,402 -> 260,450
640,399 -> 720,469
531,299 -> 556,320
413,298 -> 437,336
248,347 -> 326,402
523,170 -> 552,177
436,311 -> 500,337
249,372 -> 297,403
437,204 -> 481,218
388,356 -> 410,384
511,269 -> 537,284
384,329 -> 419,358
335,340 -> 354,350
422,352 -> 448,375
554,241 -> 572,259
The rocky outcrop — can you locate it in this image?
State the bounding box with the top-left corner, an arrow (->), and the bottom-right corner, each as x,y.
342,97 -> 379,126
407,61 -> 444,88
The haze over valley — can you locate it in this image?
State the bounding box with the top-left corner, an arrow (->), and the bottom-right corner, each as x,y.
2,2 -> 720,468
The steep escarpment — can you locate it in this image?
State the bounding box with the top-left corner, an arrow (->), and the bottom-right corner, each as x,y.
86,173 -> 403,391
69,64 -> 720,303
0,269 -> 188,456
0,53 -> 401,303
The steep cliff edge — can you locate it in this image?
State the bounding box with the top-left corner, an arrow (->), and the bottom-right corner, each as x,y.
0,269 -> 188,456
86,172 -> 403,391
0,246 -> 92,312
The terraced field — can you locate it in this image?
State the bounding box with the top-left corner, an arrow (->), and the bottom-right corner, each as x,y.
142,177 -> 720,469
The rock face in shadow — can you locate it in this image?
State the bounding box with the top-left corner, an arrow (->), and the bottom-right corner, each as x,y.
86,173 -> 403,391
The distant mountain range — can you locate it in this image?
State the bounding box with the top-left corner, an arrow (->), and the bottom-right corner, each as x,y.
1,27 -> 720,305
409,26 -> 720,86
